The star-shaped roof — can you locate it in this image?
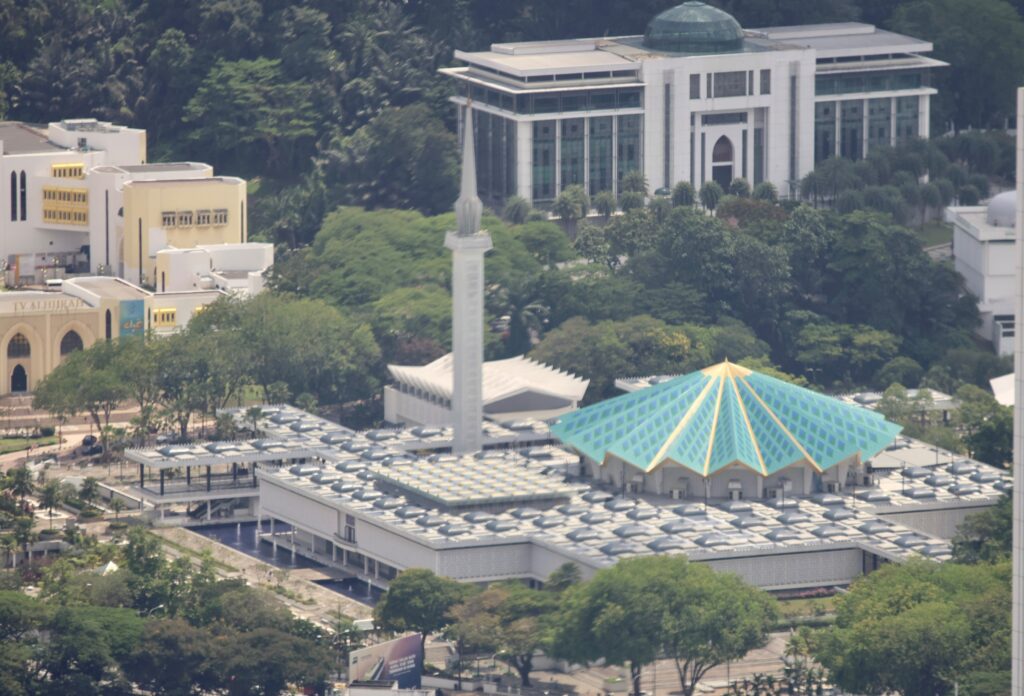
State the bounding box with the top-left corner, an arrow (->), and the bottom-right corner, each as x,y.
550,361 -> 902,477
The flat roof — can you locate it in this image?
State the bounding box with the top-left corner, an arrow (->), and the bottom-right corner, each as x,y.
0,122 -> 64,155
117,162 -> 209,173
755,23 -> 933,57
67,277 -> 150,300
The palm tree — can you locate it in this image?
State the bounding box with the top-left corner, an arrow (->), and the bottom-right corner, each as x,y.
0,535 -> 15,569
80,477 -> 99,509
5,466 -> 34,503
40,480 -> 63,530
487,281 -> 550,357
245,406 -> 264,436
110,498 -> 126,520
12,516 -> 35,566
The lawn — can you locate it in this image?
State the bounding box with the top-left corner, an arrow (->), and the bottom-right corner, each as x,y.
0,436 -> 59,455
916,220 -> 953,248
777,595 -> 837,622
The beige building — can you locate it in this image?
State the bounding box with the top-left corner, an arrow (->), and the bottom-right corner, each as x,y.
121,176 -> 247,287
0,276 -> 223,394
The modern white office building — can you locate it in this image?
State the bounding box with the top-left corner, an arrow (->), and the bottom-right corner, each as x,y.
441,1 -> 943,205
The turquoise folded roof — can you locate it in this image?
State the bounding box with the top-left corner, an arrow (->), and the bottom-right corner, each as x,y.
549,361 -> 902,477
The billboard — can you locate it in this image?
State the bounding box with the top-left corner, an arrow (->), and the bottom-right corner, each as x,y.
349,634 -> 422,688
119,300 -> 145,337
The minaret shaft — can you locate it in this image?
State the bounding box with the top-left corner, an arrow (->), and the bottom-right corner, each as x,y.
447,104 -> 491,454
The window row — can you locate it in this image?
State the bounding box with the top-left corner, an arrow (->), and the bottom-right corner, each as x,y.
814,96 -> 919,163
467,85 -> 643,115
43,188 -> 87,203
152,308 -> 176,327
160,209 -> 228,228
690,70 -> 771,100
43,209 -> 88,225
51,164 -> 84,179
814,70 -> 926,96
531,114 -> 641,201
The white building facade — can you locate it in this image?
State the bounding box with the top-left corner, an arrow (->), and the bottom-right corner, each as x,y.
441,2 -> 943,205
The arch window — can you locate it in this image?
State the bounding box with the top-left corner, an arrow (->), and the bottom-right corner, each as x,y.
7,333 -> 30,359
60,330 -> 83,356
712,136 -> 733,163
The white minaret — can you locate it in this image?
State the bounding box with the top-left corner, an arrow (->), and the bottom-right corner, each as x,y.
446,107 -> 492,454
1013,85 -> 1024,696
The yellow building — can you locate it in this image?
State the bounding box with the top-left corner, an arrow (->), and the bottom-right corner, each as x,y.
121,176 -> 247,287
0,277 -> 223,394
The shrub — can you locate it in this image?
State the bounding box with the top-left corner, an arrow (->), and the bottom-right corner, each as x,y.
594,190 -> 617,218
699,181 -> 724,210
728,178 -> 751,197
38,426 -> 55,437
958,185 -> 981,206
502,196 -> 532,224
967,173 -> 990,198
752,181 -> 778,202
620,170 -> 648,195
619,191 -> 645,212
671,181 -> 696,206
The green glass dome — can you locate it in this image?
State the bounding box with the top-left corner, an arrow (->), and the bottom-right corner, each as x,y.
643,1 -> 744,53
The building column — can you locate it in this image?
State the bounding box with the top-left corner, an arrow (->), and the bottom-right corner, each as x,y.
332,544 -> 337,563
516,119 -> 532,201
834,101 -> 842,157
554,118 -> 562,194
232,462 -> 238,483
890,98 -> 898,147
861,98 -> 869,158
919,94 -> 930,140
206,466 -> 211,492
139,463 -> 144,489
159,469 -> 164,496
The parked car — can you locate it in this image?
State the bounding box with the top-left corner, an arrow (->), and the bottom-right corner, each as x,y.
82,444 -> 103,457
82,435 -> 98,447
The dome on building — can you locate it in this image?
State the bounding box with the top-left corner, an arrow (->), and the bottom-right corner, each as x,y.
643,1 -> 744,53
550,361 -> 901,477
985,190 -> 1016,228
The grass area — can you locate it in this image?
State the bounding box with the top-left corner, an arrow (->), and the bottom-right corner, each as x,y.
158,536 -> 237,573
916,220 -> 954,247
778,596 -> 837,620
0,435 -> 59,455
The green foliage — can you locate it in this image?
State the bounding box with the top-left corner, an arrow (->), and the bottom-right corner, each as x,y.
958,185 -> 981,205
728,178 -> 751,197
503,196 -> 532,225
373,568 -> 468,648
619,170 -> 648,195
553,185 -> 590,224
952,495 -> 1011,564
811,560 -> 1009,696
699,181 -> 724,210
594,190 -> 618,218
873,356 -> 924,389
671,181 -> 696,207
751,182 -> 778,202
619,190 -> 645,212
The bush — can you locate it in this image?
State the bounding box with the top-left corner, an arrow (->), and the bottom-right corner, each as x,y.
728,178 -> 751,197
699,181 -> 724,210
619,191 -> 645,212
648,196 -> 672,222
836,190 -> 865,214
620,170 -> 648,195
78,508 -> 102,520
594,190 -> 617,218
671,181 -> 695,206
37,426 -> 55,437
502,196 -> 532,224
107,520 -> 129,531
752,181 -> 778,202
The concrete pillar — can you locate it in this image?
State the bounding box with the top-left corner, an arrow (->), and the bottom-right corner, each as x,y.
206,466 -> 211,492
139,463 -> 144,489
159,469 -> 164,496
332,544 -> 337,563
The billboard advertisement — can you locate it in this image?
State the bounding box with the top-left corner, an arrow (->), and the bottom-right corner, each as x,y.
349,634 -> 422,688
119,300 -> 145,337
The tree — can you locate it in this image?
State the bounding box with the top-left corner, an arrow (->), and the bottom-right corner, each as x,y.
700,181 -> 724,210
245,406 -> 263,435
544,562 -> 581,593
373,568 -> 468,653
619,190 -> 645,212
964,405 -> 1012,468
812,561 -> 1009,695
79,477 -> 100,509
4,466 -> 33,503
620,170 -> 648,195
728,178 -> 751,197
110,498 -> 126,520
555,556 -> 776,696
503,196 -> 532,224
952,494 -> 1011,564
672,181 -> 696,207
594,190 -> 617,218
752,182 -> 778,202
873,357 -> 924,389
39,480 -> 64,530
123,618 -> 219,696
183,58 -> 316,177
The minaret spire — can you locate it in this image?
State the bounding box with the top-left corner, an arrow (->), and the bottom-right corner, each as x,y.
446,104 -> 492,454
455,107 -> 483,237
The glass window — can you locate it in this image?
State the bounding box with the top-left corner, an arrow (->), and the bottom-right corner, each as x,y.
753,127 -> 765,184
617,89 -> 641,108
505,119 -> 517,198
840,100 -> 864,160
561,118 -> 585,190
713,71 -> 747,98
760,69 -> 771,95
589,117 -> 613,195
162,211 -> 176,227
690,74 -> 700,99
560,93 -> 587,112
7,333 -> 29,359
814,101 -> 836,164
867,98 -> 891,152
532,95 -> 559,113
532,121 -> 556,201
896,96 -> 919,142
590,91 -> 617,110
616,115 -> 641,185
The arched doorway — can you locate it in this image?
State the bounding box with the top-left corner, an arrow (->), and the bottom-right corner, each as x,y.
7,333 -> 30,360
711,136 -> 734,190
10,365 -> 26,393
60,330 -> 83,358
